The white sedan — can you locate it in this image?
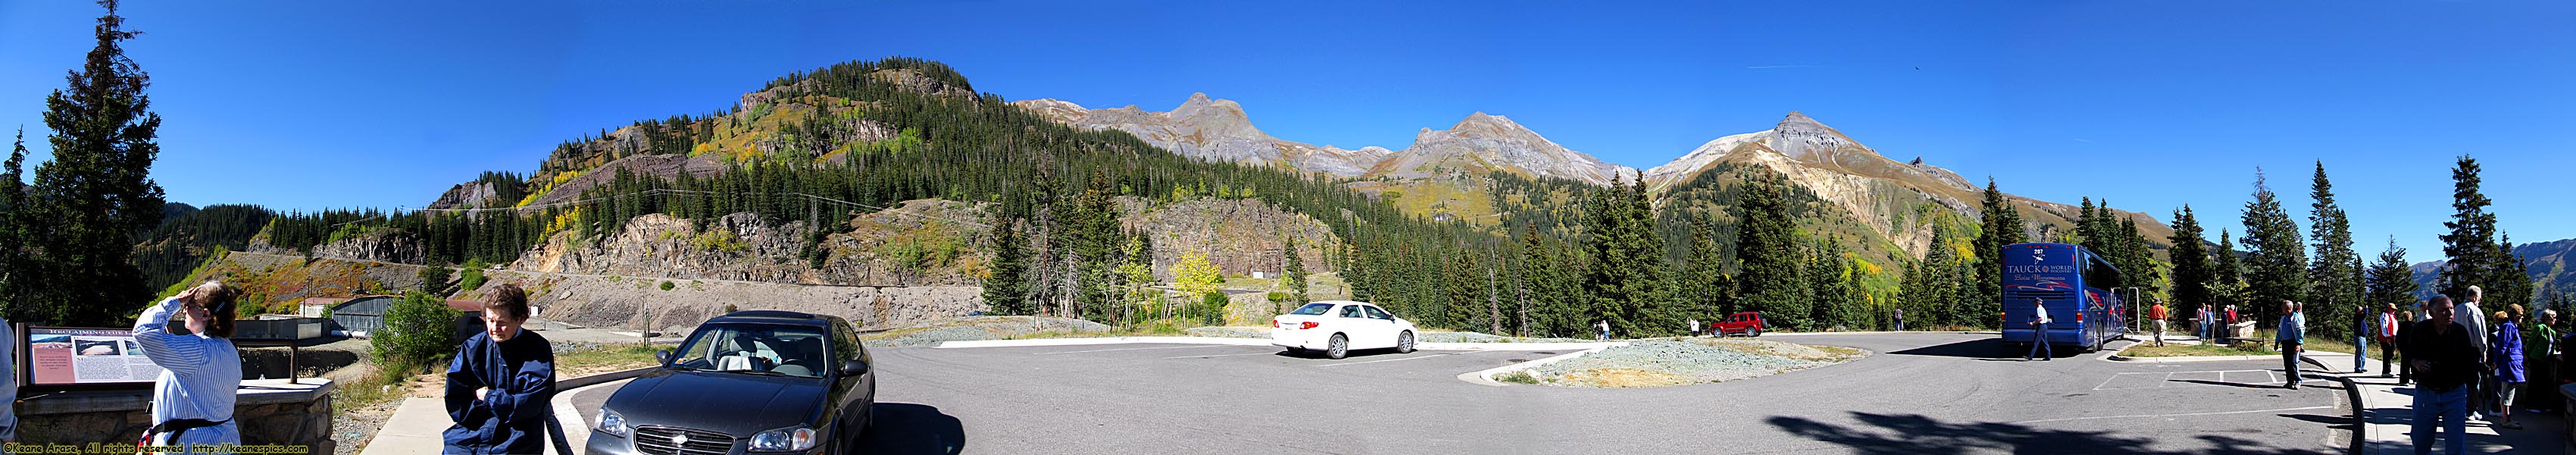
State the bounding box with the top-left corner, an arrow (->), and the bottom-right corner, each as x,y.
1271,300 -> 1418,359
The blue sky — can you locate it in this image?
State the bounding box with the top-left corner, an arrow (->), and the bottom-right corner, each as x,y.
2,1 -> 2570,264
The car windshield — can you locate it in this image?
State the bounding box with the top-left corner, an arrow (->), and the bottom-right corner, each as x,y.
669,324 -> 831,378
1289,303 -> 1335,315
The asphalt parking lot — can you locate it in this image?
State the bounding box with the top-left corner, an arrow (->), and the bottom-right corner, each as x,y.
561,333 -> 2350,454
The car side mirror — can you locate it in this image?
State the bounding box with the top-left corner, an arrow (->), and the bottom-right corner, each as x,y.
840,359 -> 871,377
655,349 -> 673,363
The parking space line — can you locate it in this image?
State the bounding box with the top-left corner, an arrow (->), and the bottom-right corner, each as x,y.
1033,345 -> 1235,355
1316,352 -> 1471,367
1162,352 -> 1280,359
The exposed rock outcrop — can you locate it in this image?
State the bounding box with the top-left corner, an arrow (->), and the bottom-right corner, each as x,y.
427,181 -> 502,210
308,229 -> 429,265
1124,197 -> 1340,280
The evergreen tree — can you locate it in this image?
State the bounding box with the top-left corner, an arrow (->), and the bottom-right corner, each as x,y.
2239,168 -> 2308,326
1583,173 -> 1665,337
2212,230 -> 2245,311
1280,239 -> 1308,306
1677,219 -> 1730,322
2493,233 -> 2535,308
2305,162 -> 2362,339
2364,237 -> 2418,312
2165,206 -> 2214,310
1733,169 -> 1810,330
8,1 -> 168,326
1969,177 -> 2026,325
0,130 -> 30,323
2438,155 -> 2499,299
980,215 -> 1032,315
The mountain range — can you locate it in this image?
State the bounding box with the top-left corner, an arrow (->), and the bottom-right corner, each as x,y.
1011,94 -> 2174,259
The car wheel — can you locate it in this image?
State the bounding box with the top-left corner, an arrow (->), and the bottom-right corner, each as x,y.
1751,328 -> 1762,337
1327,334 -> 1349,359
1396,331 -> 1416,353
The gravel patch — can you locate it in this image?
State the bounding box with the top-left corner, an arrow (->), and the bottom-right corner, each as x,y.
1525,338 -> 1865,388
863,315 -> 1114,347
1183,326 -> 1269,339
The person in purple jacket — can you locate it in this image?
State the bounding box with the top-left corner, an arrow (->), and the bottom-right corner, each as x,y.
443,284 -> 556,454
2490,306 -> 2525,429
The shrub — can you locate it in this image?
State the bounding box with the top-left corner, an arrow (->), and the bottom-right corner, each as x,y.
692,229 -> 747,253
373,290 -> 462,366
1495,372 -> 1541,384
660,281 -> 676,291
723,303 -> 740,313
418,265 -> 456,297
459,259 -> 488,291
1196,293 -> 1229,325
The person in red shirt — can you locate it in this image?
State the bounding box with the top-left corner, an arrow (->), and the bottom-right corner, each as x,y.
2148,300 -> 2170,347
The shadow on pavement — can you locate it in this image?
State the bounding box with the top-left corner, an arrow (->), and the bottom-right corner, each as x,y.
1769,412 -> 2329,454
1273,348 -> 1406,359
851,403 -> 966,455
1894,338 -> 2097,359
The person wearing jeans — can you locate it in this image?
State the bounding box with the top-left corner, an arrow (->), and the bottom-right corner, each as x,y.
2407,295 -> 2480,454
2356,303 -> 2373,374
2277,300 -> 2306,389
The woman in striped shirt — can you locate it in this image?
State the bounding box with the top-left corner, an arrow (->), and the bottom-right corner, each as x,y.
133,281 -> 244,453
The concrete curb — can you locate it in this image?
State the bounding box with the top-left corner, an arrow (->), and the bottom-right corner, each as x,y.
935,336 -> 1276,348
1764,331 -> 1998,336
2343,375 -> 2384,455
935,336 -> 1629,351
1455,345 -> 1618,387
557,366 -> 657,392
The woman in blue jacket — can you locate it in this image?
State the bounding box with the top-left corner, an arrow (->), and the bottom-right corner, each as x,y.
443,284 -> 556,454
134,281 -> 244,453
2493,307 -> 2526,429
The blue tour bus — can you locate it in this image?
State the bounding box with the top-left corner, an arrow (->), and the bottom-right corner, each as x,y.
1999,242 -> 2127,352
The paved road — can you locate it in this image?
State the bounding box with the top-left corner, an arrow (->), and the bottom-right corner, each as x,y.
824,332 -> 2349,454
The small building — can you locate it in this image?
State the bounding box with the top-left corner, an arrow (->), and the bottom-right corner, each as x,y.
320,295 -> 490,335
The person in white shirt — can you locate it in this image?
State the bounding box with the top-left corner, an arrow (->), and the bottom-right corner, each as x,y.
134,281 -> 245,453
1687,318 -> 1699,337
2024,299 -> 2053,361
1596,320 -> 1610,340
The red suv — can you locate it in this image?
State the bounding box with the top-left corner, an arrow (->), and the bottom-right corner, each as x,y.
1712,312 -> 1766,337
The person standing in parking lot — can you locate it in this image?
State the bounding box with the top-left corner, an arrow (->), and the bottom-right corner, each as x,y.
1687,318 -> 1699,337
1596,320 -> 1610,340
2147,300 -> 2168,347
2277,300 -> 2306,390
2024,299 -> 2052,361
444,284 -> 558,454
2408,295 -> 2479,454
1895,307 -> 1905,332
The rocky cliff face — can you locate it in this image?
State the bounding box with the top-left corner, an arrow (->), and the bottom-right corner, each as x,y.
1124,197 -> 1340,280
427,181 -> 502,210
306,229 -> 430,265
1008,93 -> 1389,176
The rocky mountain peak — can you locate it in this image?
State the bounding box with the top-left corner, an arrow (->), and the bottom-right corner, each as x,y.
1171,93 -> 1247,121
